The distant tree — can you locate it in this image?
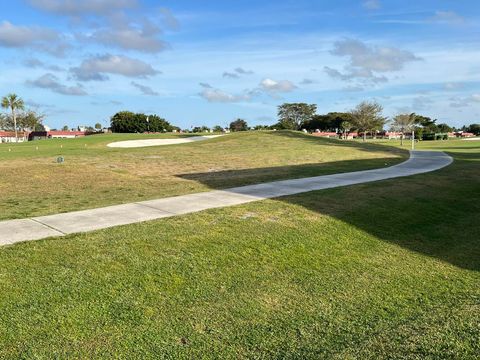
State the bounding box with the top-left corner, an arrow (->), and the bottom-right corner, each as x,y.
413,114 -> 440,133
340,120 -> 352,139
437,123 -> 453,133
391,113 -> 417,146
212,125 -> 224,132
1,93 -> 25,142
229,118 -> 248,132
304,112 -> 353,132
349,101 -> 386,142
95,123 -> 102,130
466,123 -> 480,135
277,103 -> 317,130
18,110 -> 45,132
0,113 -> 6,130
253,125 -> 270,130
62,125 -> 69,131
192,126 -> 210,133
110,111 -> 174,133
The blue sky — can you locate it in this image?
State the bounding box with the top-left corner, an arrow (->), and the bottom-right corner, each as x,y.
0,0 -> 479,129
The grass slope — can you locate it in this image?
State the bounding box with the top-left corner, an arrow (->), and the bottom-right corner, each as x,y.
0,139 -> 478,358
0,131 -> 406,220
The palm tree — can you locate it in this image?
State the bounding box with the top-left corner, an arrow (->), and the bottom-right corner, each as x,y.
1,93 -> 25,142
392,113 -> 416,146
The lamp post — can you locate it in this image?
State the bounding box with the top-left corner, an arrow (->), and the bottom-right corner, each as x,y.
146,116 -> 150,133
412,129 -> 415,150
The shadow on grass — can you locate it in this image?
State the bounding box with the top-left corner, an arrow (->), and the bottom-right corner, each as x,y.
178,158 -> 402,189
178,148 -> 480,271
267,130 -> 407,155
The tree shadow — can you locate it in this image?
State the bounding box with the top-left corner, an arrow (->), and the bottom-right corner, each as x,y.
178,158 -> 404,190
177,149 -> 480,271
266,130 -> 407,155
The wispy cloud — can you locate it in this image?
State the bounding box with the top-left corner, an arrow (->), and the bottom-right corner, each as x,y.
28,73 -> 87,96
70,54 -> 160,81
131,81 -> 159,96
325,38 -> 420,86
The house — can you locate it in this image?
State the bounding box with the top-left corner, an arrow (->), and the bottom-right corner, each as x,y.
312,131 -> 338,138
29,130 -> 87,140
384,131 -> 402,139
0,131 -> 29,143
459,132 -> 475,138
344,132 -> 358,139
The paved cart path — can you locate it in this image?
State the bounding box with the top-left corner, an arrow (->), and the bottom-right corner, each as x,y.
0,151 -> 452,247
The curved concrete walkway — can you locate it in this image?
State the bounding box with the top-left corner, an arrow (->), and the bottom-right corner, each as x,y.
0,151 -> 452,247
107,135 -> 222,148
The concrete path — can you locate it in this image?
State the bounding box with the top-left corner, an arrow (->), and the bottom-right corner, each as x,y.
0,151 -> 452,247
107,135 -> 223,148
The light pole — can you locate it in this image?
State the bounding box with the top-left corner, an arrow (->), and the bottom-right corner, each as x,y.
412,129 -> 415,150
146,116 -> 150,133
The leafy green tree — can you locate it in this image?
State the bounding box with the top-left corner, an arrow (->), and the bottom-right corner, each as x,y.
110,111 -> 174,133
95,123 -> 102,130
391,113 -> 416,146
277,103 -> 317,130
349,101 -> 386,142
1,93 -> 25,142
413,114 -> 440,133
212,125 -> 224,132
340,120 -> 352,139
304,112 -> 353,132
192,126 -> 210,133
19,110 -> 45,132
466,123 -> 480,135
253,125 -> 270,130
229,118 -> 248,132
62,125 -> 69,131
437,123 -> 453,133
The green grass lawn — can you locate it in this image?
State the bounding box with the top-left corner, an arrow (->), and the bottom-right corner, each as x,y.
0,136 -> 478,358
0,131 -> 406,220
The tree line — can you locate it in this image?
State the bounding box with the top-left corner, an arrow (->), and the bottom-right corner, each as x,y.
110,111 -> 178,133
273,101 -> 479,141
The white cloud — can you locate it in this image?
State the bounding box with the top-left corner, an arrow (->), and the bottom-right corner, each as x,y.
259,78 -> 297,93
443,82 -> 465,91
199,86 -> 250,103
363,0 -> 381,10
430,11 -> 465,25
88,14 -> 168,53
23,58 -> 63,71
0,21 -> 67,55
71,54 -> 159,81
412,96 -> 434,110
131,81 -> 159,96
450,94 -> 480,108
28,0 -> 138,16
28,73 -> 87,96
325,38 -> 420,86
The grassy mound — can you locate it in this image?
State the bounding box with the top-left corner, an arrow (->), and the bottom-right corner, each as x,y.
0,131 -> 406,220
0,139 -> 478,358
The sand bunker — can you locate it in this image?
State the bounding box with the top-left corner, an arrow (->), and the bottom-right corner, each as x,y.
107,135 -> 223,148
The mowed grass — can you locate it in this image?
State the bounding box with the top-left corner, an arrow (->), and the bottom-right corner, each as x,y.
0,131 -> 406,220
0,139 -> 478,358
